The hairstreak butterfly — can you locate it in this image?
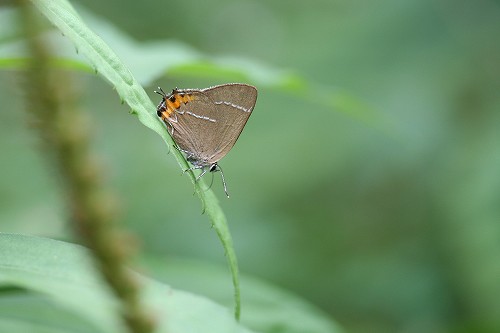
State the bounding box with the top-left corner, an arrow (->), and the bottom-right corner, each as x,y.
155,83 -> 258,197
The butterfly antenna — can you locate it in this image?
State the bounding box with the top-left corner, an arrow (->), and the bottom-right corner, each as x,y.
154,86 -> 167,97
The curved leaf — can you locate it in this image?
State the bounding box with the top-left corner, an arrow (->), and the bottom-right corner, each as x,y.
0,233 -> 256,333
29,0 -> 242,318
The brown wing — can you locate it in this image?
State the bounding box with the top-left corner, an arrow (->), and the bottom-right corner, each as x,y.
169,84 -> 257,165
167,91 -> 217,164
199,83 -> 257,163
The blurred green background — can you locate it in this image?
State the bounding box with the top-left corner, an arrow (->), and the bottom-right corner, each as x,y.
1,0 -> 500,332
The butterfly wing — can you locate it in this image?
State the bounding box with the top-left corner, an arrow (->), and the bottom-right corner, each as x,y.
164,91 -> 216,164
199,83 -> 257,163
168,84 -> 257,165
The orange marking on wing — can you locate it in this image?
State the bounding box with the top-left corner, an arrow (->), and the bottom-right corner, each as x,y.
179,93 -> 195,104
167,98 -> 180,109
160,110 -> 172,120
171,98 -> 181,109
160,93 -> 196,121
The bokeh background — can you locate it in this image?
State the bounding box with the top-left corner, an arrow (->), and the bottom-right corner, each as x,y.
1,0 -> 500,332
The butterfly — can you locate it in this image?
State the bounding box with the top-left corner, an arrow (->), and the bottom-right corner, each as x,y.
156,83 -> 258,197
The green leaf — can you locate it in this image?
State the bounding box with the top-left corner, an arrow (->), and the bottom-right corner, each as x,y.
141,256 -> 345,333
0,292 -> 102,333
29,0 -> 242,318
0,233 -> 257,333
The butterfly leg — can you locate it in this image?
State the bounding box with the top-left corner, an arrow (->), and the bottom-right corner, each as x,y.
216,164 -> 230,198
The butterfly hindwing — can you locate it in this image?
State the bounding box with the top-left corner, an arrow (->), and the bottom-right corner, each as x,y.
170,84 -> 257,165
199,84 -> 257,163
